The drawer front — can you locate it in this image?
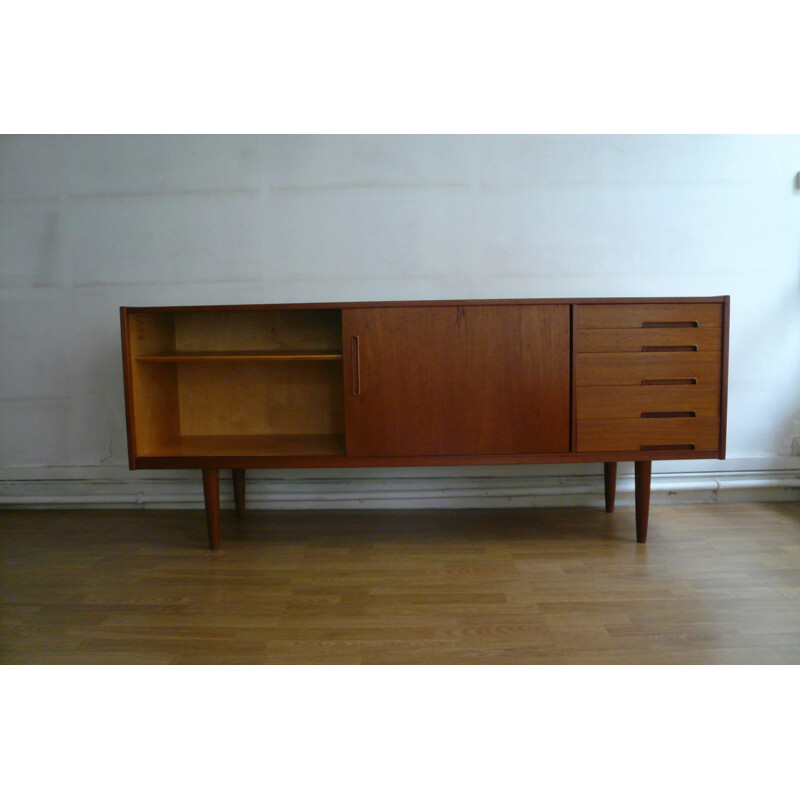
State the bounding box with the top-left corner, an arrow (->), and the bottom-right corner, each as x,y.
577,302 -> 723,329
574,299 -> 726,456
576,352 -> 721,387
577,418 -> 720,453
576,327 -> 721,353
576,384 -> 721,420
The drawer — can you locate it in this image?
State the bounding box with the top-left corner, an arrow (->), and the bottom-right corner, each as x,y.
577,417 -> 721,453
577,303 -> 723,329
576,327 -> 721,353
576,352 -> 722,387
576,384 -> 721,420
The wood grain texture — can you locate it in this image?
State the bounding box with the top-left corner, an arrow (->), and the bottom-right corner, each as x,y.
576,303 -> 724,329
175,361 -> 345,438
342,304 -> 571,457
173,309 -> 342,352
2,503 -> 799,664
576,384 -> 721,420
128,314 -> 180,456
577,328 -> 721,353
123,297 -> 727,314
133,447 -> 723,471
575,352 -> 722,387
136,350 -> 343,362
142,434 -> 346,458
577,418 -> 720,452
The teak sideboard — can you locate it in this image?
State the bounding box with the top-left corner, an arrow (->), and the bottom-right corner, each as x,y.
120,297 -> 730,549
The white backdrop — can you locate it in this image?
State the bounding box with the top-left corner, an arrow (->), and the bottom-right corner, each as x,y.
2,134 -> 799,507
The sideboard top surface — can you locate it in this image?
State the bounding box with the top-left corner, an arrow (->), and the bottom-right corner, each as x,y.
121,296 -> 728,314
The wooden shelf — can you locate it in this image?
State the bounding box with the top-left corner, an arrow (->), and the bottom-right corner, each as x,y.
141,434 -> 346,458
136,350 -> 343,363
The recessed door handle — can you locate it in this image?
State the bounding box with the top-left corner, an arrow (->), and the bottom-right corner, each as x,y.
351,336 -> 361,396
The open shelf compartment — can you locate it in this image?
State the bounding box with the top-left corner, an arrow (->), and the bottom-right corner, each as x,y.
127,308 -> 346,459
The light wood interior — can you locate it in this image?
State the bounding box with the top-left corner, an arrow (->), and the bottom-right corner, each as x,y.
129,313 -> 179,454
145,434 -> 346,458
173,309 -> 342,352
135,350 -> 343,362
128,309 -> 345,456
177,361 -> 344,436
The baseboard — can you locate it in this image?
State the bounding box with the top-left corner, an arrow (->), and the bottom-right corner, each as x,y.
2,468 -> 799,510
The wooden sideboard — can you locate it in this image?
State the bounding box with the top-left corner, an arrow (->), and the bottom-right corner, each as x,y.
120,297 -> 730,549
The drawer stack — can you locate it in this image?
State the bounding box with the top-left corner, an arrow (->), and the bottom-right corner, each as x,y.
574,302 -> 725,454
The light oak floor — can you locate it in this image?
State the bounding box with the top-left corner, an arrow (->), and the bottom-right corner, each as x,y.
2,502 -> 799,664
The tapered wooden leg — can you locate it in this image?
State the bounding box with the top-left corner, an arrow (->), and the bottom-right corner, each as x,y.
232,468 -> 245,518
634,461 -> 652,543
603,462 -> 617,513
202,468 -> 220,550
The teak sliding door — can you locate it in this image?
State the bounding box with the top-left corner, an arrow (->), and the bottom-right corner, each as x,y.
342,304 -> 571,457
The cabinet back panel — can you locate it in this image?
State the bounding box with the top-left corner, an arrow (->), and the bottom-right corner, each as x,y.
129,312 -> 176,355
173,310 -> 342,352
177,361 -> 345,437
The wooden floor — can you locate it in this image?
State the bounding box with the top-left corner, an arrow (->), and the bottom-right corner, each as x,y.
2,502 -> 799,664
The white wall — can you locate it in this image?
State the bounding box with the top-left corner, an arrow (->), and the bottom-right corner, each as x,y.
2,135 -> 799,508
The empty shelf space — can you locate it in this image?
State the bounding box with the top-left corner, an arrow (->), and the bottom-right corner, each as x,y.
141,434 -> 346,458
136,349 -> 343,362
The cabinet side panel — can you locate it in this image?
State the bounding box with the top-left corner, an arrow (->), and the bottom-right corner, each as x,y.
127,313 -> 180,456
120,309 -> 137,468
719,296 -> 730,459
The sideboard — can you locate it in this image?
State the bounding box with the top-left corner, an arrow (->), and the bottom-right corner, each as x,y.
120,297 -> 730,549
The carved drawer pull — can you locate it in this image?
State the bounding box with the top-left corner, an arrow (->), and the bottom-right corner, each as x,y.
642,345 -> 698,352
641,411 -> 696,418
640,443 -> 696,451
641,378 -> 698,385
642,321 -> 699,328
